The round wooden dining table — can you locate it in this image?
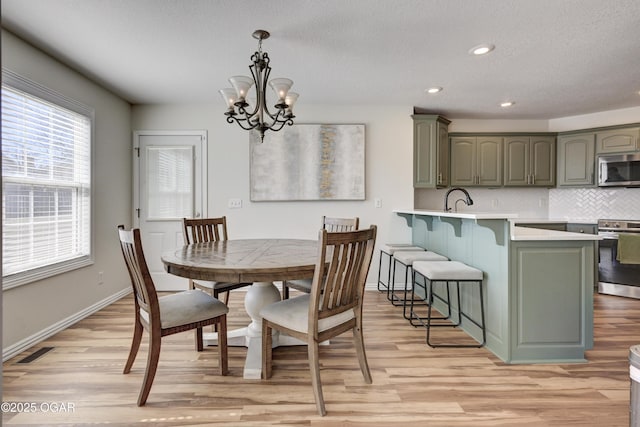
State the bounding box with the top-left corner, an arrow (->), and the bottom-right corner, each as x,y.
161,238 -> 319,379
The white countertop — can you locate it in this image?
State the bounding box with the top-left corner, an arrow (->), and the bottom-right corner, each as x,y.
393,209 -> 519,220
510,218 -> 567,224
511,225 -> 601,241
393,209 -> 601,241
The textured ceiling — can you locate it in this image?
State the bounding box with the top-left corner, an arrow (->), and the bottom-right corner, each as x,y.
2,0 -> 640,119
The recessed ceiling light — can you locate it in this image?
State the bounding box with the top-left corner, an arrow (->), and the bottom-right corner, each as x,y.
500,101 -> 515,107
426,87 -> 443,94
469,44 -> 495,55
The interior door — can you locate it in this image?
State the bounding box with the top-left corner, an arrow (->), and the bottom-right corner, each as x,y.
133,130 -> 207,291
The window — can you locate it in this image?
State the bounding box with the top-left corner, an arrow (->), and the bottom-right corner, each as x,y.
2,70 -> 93,288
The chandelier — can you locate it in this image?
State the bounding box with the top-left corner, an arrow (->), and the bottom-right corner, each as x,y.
220,30 -> 298,141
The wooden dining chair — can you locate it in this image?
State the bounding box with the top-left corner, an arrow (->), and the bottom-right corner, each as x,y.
182,217 -> 252,304
117,225 -> 229,406
261,225 -> 377,416
282,216 -> 359,299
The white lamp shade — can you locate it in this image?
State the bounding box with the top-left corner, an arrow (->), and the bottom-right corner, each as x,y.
219,88 -> 237,108
285,92 -> 299,109
229,75 -> 254,100
269,78 -> 293,101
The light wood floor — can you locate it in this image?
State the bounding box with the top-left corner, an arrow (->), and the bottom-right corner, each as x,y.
3,290 -> 640,426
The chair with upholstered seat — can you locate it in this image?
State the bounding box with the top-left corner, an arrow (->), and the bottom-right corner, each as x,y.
182,217 -> 252,304
117,225 -> 229,406
261,225 -> 377,416
281,216 -> 359,299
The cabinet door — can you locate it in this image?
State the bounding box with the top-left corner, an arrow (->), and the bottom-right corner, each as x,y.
436,121 -> 450,187
596,127 -> 639,154
477,136 -> 503,186
413,119 -> 437,188
450,137 -> 476,186
504,137 -> 530,186
557,133 -> 595,186
530,136 -> 555,186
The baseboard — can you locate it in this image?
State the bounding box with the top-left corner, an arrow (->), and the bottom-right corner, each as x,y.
2,287 -> 132,362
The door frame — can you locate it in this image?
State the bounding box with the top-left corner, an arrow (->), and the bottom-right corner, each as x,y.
132,130 -> 208,227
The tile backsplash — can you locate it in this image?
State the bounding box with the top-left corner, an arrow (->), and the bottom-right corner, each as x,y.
414,187 -> 640,222
548,187 -> 640,222
415,188 -> 550,218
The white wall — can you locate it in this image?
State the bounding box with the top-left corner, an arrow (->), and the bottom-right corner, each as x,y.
2,31 -> 132,355
548,106 -> 640,132
131,103 -> 417,278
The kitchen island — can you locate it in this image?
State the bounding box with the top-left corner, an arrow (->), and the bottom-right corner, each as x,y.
394,209 -> 600,364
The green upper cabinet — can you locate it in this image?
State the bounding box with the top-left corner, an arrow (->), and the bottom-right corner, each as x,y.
451,136 -> 503,186
557,133 -> 596,186
413,114 -> 451,188
504,136 -> 556,187
595,127 -> 639,154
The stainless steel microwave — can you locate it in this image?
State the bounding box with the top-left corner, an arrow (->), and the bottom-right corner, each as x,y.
598,153 -> 640,187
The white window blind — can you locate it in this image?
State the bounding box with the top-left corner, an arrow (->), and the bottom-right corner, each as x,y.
146,146 -> 194,219
2,71 -> 93,288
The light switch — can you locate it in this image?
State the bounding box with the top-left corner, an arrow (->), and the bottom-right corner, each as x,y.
228,198 -> 242,208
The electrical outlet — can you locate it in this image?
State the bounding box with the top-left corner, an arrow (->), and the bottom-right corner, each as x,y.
374,198 -> 382,208
491,199 -> 498,208
98,271 -> 104,285
228,198 -> 242,209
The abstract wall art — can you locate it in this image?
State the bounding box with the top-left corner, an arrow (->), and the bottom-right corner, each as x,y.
250,124 -> 365,201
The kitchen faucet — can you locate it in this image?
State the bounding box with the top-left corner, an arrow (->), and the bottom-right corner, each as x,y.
444,187 -> 474,212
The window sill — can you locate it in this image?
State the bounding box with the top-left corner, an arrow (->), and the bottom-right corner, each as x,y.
2,256 -> 94,290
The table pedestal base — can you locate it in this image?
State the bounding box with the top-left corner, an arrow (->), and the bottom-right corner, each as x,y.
202,281 -> 307,379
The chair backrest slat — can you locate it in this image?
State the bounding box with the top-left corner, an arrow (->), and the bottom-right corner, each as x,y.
118,225 -> 159,323
183,217 -> 228,244
322,216 -> 359,232
311,226 -> 376,325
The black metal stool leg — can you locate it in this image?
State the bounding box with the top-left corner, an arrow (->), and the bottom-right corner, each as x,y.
409,272 -> 453,326
404,267 -> 427,320
377,250 -> 391,292
427,279 -> 485,348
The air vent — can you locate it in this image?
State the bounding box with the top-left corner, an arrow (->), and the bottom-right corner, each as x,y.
17,347 -> 54,364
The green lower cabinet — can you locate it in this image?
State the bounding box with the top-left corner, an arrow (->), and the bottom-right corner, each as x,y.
401,211 -> 596,364
509,241 -> 595,362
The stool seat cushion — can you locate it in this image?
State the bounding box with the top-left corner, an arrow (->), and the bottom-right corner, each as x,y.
413,260 -> 483,281
381,244 -> 424,254
394,251 -> 448,264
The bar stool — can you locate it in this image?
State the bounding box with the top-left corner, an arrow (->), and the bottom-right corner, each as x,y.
377,244 -> 424,294
411,260 -> 486,348
389,250 -> 448,319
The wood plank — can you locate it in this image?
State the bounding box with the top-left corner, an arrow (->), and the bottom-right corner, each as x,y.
2,291 -> 639,425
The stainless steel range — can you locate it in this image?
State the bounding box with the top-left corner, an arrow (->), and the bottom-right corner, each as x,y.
598,219 -> 640,299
